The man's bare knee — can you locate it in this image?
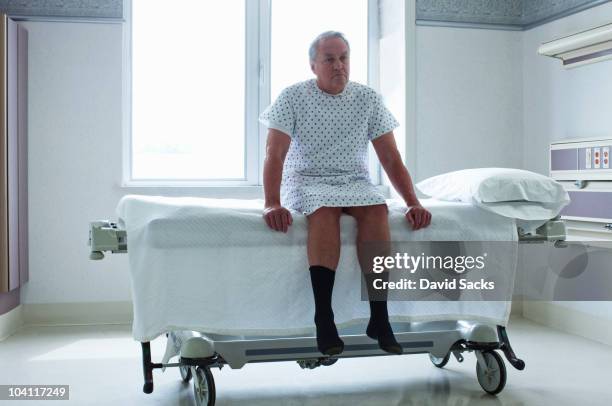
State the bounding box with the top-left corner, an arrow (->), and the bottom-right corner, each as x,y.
346,204 -> 388,223
307,207 -> 342,269
354,204 -> 391,244
307,206 -> 342,242
308,207 -> 343,224
364,204 -> 388,219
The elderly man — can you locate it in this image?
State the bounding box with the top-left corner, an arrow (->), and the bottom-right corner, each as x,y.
259,31 -> 431,356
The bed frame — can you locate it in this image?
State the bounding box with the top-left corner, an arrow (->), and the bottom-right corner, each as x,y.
88,218 -> 566,405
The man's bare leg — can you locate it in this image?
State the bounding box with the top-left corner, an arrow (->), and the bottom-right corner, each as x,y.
344,204 -> 402,354
307,207 -> 342,269
306,207 -> 344,355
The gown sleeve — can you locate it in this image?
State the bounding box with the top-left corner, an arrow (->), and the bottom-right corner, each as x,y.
259,88 -> 296,138
367,92 -> 399,141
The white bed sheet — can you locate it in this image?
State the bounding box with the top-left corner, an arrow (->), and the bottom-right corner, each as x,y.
116,195 -> 518,342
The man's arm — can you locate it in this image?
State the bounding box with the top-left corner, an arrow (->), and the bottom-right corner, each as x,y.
372,132 -> 431,230
263,129 -> 293,232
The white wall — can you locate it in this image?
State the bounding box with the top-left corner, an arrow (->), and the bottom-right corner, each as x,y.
20,21 -> 267,305
379,0 -> 407,197
522,2 -> 612,319
415,26 -> 523,180
380,0 -> 406,161
523,2 -> 612,175
19,21 -> 130,304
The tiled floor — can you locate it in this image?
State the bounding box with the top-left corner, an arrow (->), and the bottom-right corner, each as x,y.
1,317 -> 611,405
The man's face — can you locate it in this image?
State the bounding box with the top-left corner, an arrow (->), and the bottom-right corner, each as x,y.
311,37 -> 350,93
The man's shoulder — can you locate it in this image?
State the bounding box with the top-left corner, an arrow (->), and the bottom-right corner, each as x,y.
348,81 -> 379,99
281,80 -> 314,96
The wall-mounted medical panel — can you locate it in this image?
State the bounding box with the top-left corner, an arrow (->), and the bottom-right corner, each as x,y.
561,191 -> 612,222
0,14 -> 27,294
550,147 -> 577,171
538,21 -> 612,68
550,138 -> 612,181
551,138 -> 612,241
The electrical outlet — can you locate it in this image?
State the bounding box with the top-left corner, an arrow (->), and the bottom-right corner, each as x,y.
594,147 -> 601,169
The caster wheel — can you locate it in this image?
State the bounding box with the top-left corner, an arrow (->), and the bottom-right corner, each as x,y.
180,364 -> 192,383
429,352 -> 451,368
193,366 -> 216,406
476,351 -> 507,395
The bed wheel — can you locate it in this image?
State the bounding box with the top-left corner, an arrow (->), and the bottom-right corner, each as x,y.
193,366 -> 216,406
475,351 -> 506,395
180,364 -> 192,383
429,352 -> 451,368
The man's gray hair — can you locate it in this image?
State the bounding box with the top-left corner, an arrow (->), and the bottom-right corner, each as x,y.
308,31 -> 350,63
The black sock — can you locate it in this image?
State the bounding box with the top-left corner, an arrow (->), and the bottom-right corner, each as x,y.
369,300 -> 390,327
309,265 -> 344,355
364,272 -> 402,355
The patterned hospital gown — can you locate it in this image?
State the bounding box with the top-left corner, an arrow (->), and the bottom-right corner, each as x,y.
259,79 -> 399,215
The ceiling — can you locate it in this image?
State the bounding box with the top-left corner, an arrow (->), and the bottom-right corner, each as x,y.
0,0 -> 608,29
416,0 -> 612,30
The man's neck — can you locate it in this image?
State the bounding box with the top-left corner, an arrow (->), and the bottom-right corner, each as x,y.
316,80 -> 346,95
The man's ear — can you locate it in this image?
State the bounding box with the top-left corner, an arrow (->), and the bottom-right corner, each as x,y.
310,63 -> 315,73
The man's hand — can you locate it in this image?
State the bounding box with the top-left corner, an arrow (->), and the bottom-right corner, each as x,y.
405,205 -> 432,230
263,205 -> 293,233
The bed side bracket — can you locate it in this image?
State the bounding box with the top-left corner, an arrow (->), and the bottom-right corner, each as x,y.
88,220 -> 127,260
497,325 -> 525,370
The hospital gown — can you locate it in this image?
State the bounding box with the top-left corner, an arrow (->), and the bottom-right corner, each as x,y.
259,79 -> 399,215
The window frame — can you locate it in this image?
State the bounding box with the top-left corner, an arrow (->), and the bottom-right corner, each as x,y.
122,0 -> 381,188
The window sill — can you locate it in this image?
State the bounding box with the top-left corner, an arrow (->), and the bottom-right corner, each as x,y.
118,183 -> 390,200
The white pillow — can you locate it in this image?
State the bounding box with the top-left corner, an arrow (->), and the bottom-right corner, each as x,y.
416,168 -> 570,220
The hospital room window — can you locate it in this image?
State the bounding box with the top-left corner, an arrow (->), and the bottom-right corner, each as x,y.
270,0 -> 369,101
126,0 -> 374,186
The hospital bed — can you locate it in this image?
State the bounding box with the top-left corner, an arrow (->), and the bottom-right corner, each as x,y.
89,196 -> 567,405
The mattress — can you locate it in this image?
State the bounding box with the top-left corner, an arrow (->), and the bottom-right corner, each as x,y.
116,195 -> 518,342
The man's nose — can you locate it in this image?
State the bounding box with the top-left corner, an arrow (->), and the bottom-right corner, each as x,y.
333,59 -> 343,70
